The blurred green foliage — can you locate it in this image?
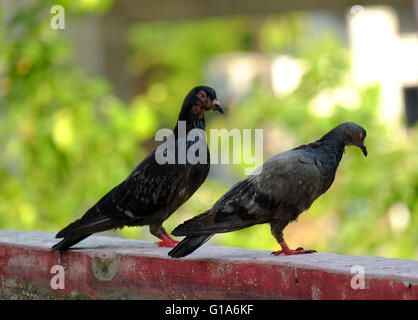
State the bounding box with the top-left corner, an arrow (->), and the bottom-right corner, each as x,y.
0,1 -> 416,259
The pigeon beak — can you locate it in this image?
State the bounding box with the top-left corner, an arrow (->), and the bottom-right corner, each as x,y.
360,141 -> 368,157
211,99 -> 224,114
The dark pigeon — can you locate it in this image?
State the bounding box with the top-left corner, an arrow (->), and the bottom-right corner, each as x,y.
168,122 -> 367,258
51,86 -> 223,252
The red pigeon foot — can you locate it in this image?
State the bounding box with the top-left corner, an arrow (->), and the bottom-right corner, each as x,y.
272,241 -> 316,256
157,233 -> 180,247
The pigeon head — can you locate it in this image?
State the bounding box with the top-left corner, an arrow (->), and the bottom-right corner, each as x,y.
330,122 -> 368,157
179,86 -> 223,120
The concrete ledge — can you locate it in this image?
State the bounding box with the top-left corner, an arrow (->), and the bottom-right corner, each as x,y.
0,229 -> 417,299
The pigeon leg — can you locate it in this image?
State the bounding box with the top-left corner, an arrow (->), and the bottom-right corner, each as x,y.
272,240 -> 316,256
157,232 -> 180,247
270,223 -> 316,255
150,224 -> 180,247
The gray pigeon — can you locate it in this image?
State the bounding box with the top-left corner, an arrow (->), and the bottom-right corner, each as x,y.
51,86 -> 223,252
168,122 -> 367,258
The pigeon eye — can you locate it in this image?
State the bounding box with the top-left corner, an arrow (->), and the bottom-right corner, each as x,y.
199,92 -> 206,99
355,133 -> 361,140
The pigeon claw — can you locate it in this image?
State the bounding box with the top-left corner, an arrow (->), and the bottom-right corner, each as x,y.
272,247 -> 316,256
272,241 -> 316,255
295,247 -> 316,253
156,233 -> 180,248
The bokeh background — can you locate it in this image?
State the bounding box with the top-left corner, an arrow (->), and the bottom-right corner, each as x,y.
0,0 -> 417,259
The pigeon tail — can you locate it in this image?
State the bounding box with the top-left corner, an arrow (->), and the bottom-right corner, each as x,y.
168,235 -> 212,258
50,235 -> 90,252
171,209 -> 253,236
55,215 -> 119,238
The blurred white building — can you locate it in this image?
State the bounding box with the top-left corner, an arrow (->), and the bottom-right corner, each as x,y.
206,5 -> 418,127
349,6 -> 418,125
